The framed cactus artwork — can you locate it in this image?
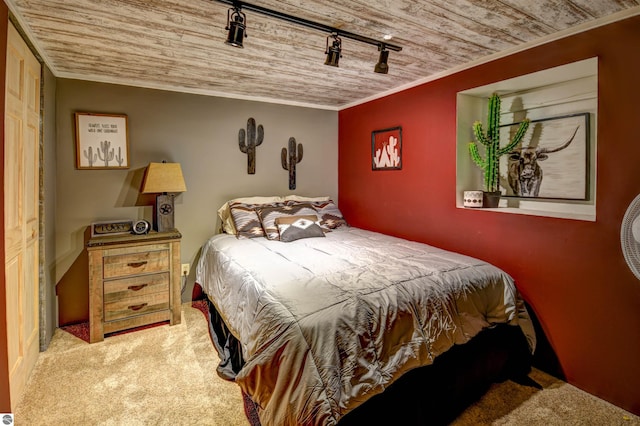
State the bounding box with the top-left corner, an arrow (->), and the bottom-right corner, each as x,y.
372,126 -> 402,171
75,112 -> 130,169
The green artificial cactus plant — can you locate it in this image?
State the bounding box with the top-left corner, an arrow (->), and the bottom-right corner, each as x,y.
468,93 -> 530,193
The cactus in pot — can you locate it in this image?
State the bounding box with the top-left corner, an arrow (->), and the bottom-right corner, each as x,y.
468,93 -> 529,205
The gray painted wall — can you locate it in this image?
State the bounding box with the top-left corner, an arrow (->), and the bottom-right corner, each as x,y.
42,65 -> 57,346
55,79 -> 338,304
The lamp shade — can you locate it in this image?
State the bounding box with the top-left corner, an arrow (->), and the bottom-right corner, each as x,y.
141,162 -> 187,194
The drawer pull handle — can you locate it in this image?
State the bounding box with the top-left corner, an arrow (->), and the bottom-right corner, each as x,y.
128,303 -> 148,311
127,261 -> 148,268
127,284 -> 148,292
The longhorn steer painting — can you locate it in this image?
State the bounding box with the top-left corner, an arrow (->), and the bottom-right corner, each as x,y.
499,113 -> 590,200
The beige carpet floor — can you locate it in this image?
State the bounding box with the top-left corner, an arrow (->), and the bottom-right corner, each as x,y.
14,303 -> 640,425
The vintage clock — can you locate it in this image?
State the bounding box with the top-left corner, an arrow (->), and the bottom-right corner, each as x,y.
132,219 -> 151,235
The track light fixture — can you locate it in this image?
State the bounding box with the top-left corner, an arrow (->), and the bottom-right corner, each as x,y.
225,5 -> 247,48
214,0 -> 402,73
324,33 -> 342,67
374,45 -> 390,74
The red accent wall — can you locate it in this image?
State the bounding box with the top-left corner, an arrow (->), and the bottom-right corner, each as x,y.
0,4 -> 12,411
339,16 -> 640,415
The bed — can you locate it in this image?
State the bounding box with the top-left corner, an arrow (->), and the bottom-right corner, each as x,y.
195,197 -> 536,426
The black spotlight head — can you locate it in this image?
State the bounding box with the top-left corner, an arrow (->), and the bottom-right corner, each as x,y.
225,8 -> 246,48
324,34 -> 342,67
374,48 -> 389,74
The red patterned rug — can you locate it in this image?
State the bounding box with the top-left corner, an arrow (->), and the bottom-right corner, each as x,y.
59,300 -> 209,343
242,391 -> 261,426
60,299 -> 212,343
60,320 -> 168,343
191,299 -> 208,317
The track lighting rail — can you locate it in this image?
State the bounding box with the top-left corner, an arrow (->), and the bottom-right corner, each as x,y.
212,0 -> 403,52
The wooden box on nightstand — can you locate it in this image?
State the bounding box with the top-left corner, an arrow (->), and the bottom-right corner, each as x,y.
87,229 -> 182,343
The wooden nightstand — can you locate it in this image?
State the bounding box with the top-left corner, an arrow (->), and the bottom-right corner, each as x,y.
87,229 -> 182,343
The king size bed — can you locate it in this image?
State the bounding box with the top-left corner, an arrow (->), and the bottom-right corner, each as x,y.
195,197 -> 536,426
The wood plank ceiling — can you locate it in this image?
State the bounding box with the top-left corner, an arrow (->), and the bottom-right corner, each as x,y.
6,0 -> 640,109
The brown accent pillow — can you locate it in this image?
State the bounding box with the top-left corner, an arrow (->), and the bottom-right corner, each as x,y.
274,215 -> 319,225
257,203 -> 318,240
275,215 -> 325,242
229,201 -> 286,239
218,196 -> 285,235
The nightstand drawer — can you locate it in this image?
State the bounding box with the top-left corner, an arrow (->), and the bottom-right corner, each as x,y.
104,291 -> 170,322
103,249 -> 169,279
104,273 -> 170,303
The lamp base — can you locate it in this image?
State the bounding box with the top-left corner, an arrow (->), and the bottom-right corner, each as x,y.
154,193 -> 175,232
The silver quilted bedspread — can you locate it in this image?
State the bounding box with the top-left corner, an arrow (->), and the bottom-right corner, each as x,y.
196,227 -> 535,425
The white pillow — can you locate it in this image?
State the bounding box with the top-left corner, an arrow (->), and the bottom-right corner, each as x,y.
284,195 -> 330,203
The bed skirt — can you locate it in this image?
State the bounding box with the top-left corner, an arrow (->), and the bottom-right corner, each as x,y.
203,295 -> 532,425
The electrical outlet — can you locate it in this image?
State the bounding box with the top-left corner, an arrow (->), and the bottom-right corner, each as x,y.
181,263 -> 190,276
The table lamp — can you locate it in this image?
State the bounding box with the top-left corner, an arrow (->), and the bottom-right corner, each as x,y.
141,162 -> 187,232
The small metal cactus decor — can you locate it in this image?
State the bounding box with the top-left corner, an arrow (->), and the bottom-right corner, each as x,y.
281,137 -> 303,190
468,93 -> 529,193
238,117 -> 264,174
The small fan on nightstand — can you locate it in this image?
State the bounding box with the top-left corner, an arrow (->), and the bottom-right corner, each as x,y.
621,193 -> 640,280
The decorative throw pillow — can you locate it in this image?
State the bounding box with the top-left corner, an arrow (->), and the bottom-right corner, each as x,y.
229,201 -> 286,238
309,200 -> 349,230
218,196 -> 285,235
276,215 -> 325,242
257,202 -> 318,240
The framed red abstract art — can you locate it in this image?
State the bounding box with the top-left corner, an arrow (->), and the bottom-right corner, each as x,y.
372,126 -> 402,171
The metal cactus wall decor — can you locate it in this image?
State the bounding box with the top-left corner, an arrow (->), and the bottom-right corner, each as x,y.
281,137 -> 303,190
98,140 -> 115,166
238,117 -> 264,174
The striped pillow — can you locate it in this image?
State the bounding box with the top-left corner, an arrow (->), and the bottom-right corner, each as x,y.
229,201 -> 285,239
309,200 -> 348,230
